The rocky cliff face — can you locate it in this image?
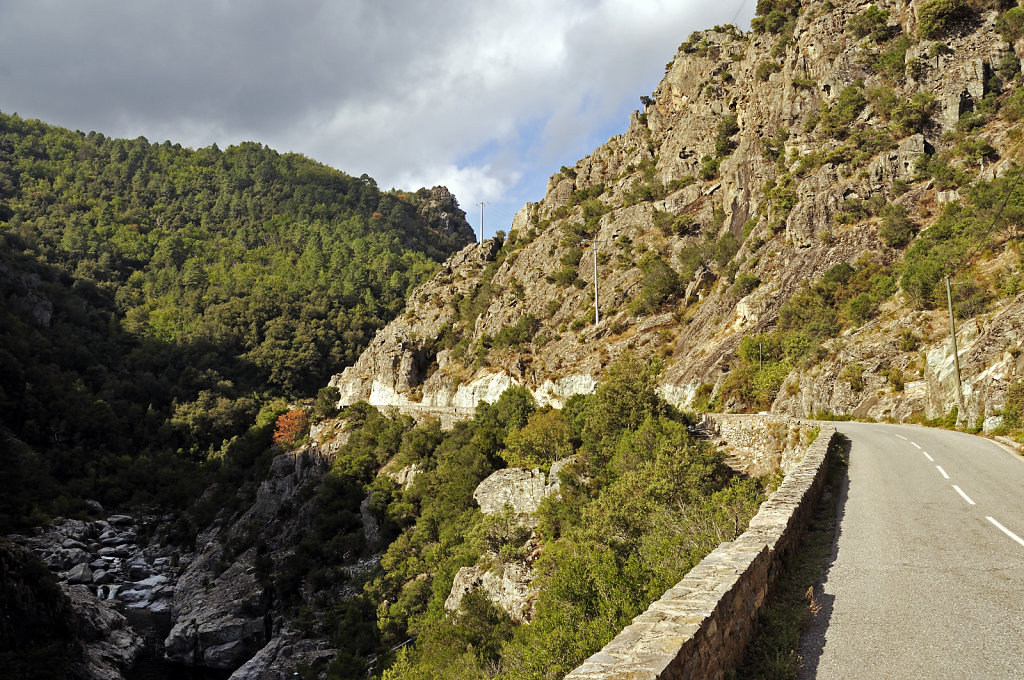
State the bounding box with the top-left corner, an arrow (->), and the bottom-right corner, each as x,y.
164,444 -> 343,673
330,0 -> 1024,427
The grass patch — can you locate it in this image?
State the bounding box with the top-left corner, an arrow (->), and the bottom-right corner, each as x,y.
732,434 -> 849,680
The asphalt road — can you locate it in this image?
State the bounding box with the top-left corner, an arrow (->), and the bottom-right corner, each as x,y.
799,422 -> 1024,680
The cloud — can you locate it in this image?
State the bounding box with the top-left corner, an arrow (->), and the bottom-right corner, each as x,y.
0,0 -> 755,237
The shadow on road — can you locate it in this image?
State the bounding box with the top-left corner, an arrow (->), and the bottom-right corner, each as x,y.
797,433 -> 851,680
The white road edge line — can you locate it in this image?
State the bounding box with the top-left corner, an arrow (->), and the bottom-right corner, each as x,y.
923,451 -> 934,462
896,434 -> 908,440
952,485 -> 975,505
987,517 -> 1024,548
936,465 -> 950,479
911,442 -> 922,449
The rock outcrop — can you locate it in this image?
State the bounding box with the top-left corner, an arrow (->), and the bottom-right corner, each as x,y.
12,514 -> 178,615
472,466 -> 562,517
164,445 -> 338,671
444,556 -> 538,623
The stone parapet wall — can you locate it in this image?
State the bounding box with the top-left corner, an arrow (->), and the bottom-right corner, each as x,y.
698,413 -> 819,476
564,423 -> 838,680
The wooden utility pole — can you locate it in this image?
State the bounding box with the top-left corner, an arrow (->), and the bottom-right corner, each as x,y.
945,276 -> 966,427
477,202 -> 487,243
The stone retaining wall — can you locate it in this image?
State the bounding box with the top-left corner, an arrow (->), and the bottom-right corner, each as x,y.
564,423 -> 838,680
698,413 -> 819,476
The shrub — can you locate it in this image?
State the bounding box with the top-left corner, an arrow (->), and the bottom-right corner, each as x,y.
755,61 -> 783,81
847,5 -> 893,41
732,273 -> 761,298
996,51 -> 1021,86
715,114 -> 740,157
1002,380 -> 1024,429
698,155 -> 720,180
820,86 -> 868,139
752,0 -> 800,29
866,85 -> 898,119
879,204 -> 916,248
917,0 -> 975,39
892,92 -> 936,134
493,314 -> 540,348
273,410 -> 309,448
996,6 -> 1024,42
1003,87 -> 1024,121
841,363 -> 866,391
900,329 -> 922,351
313,387 -> 341,421
873,36 -> 914,82
628,251 -> 680,315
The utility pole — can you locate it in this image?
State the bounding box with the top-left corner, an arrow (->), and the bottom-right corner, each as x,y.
593,239 -> 599,325
945,276 -> 966,428
476,202 -> 487,243
586,238 -> 605,325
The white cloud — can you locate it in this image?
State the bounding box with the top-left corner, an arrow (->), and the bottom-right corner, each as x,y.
0,0 -> 756,237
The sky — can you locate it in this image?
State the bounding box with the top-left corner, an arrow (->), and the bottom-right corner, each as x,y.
0,0 -> 756,240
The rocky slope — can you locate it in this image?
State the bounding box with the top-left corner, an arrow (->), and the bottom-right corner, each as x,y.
163,439 -> 350,675
330,0 -> 1024,429
0,537 -> 143,680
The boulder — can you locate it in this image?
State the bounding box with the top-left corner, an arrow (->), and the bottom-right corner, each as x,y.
473,466 -> 565,516
444,558 -> 536,623
228,634 -> 338,679
67,563 -> 93,584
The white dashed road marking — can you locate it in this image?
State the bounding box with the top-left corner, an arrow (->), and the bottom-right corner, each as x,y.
987,517 -> 1024,548
923,451 -> 934,462
936,466 -> 950,480
911,442 -> 921,449
896,434 -> 908,440
952,486 -> 975,505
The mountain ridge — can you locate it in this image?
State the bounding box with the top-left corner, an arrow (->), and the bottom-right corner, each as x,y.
331,0 -> 1024,431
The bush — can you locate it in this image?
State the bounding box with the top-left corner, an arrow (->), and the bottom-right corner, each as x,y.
715,115 -> 740,157
732,273 -> 762,298
698,155 -> 720,180
755,61 -> 783,81
917,0 -> 975,39
873,36 -> 914,82
841,363 -> 866,392
996,6 -> 1024,42
273,410 -> 309,448
900,329 -> 921,351
847,5 -> 893,41
627,252 -> 680,315
492,314 -> 540,349
879,204 -> 916,248
1002,380 -> 1024,429
820,86 -> 867,139
313,387 -> 341,422
891,92 -> 936,134
1002,87 -> 1024,122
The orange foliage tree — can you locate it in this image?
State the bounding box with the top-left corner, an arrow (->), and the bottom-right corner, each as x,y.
273,409 -> 309,448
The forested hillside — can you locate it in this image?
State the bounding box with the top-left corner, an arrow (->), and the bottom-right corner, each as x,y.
0,111 -> 474,530
255,356 -> 772,679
